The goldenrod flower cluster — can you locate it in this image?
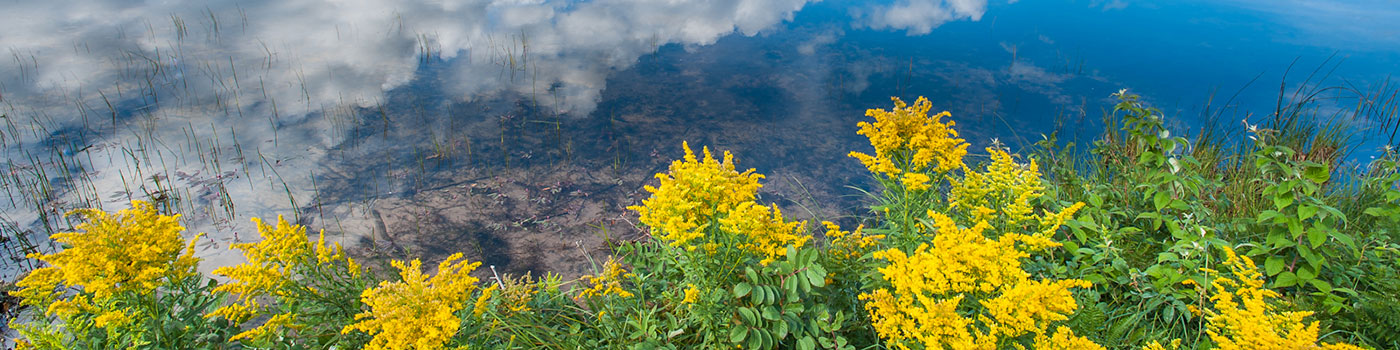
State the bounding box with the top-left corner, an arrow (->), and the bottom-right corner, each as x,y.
949,148 -> 1046,226
630,142 -> 764,249
860,211 -> 1098,349
849,96 -> 969,186
209,216 -> 361,341
495,274 -> 539,314
629,142 -> 810,264
13,201 -> 199,325
682,284 -> 701,304
822,221 -> 882,260
1186,248 -> 1363,350
343,253 -> 483,350
719,202 -> 811,265
579,257 -> 635,299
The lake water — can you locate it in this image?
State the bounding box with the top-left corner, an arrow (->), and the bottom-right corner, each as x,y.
2,0 -> 1397,278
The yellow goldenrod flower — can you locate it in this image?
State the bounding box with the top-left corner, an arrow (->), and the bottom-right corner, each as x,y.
1197,247 -> 1365,350
1032,326 -> 1104,350
850,96 -> 969,180
902,173 -> 932,192
579,257 -> 635,299
824,221 -> 882,260
17,201 -> 199,304
231,312 -> 297,342
980,279 -> 1092,337
343,253 -> 482,350
629,142 -> 764,249
473,284 -> 497,318
949,148 -> 1047,226
682,284 -> 701,304
719,202 -> 810,265
861,209 -> 1098,349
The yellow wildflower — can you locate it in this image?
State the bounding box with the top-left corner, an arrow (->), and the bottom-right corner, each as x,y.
980,279 -> 1092,337
629,142 -> 764,249
902,172 -> 932,192
343,253 -> 483,350
861,209 -> 1097,349
824,221 -> 882,260
1032,326 -> 1104,350
231,313 -> 297,342
682,284 -> 701,304
93,309 -> 135,330
1197,247 -> 1365,350
850,96 -> 969,179
719,202 -> 810,265
579,257 -> 635,299
949,148 -> 1047,226
16,201 -> 199,303
1141,339 -> 1182,350
473,284 -> 497,318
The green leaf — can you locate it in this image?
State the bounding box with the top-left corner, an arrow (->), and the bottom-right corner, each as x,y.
797,336 -> 816,350
1306,227 -> 1327,248
762,306 -> 780,321
1264,256 -> 1285,276
738,308 -> 758,324
805,269 -> 825,288
1296,265 -> 1318,281
734,283 -> 753,298
1274,191 -> 1295,210
747,330 -> 763,350
1303,163 -> 1330,183
1298,204 -> 1318,221
774,320 -> 789,340
1153,191 -> 1170,211
730,327 -> 749,343
1275,271 -> 1299,288
1309,279 -> 1334,294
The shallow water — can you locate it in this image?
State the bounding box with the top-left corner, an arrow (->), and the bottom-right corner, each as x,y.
2,0 -> 1397,279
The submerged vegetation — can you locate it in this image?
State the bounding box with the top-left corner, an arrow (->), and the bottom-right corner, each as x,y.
6,89 -> 1400,349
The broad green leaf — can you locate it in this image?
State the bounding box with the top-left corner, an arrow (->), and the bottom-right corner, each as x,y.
1298,204 -> 1318,221
730,327 -> 749,343
1275,271 -> 1299,288
1303,163 -> 1330,183
1274,191 -> 1295,210
1307,227 -> 1327,248
734,283 -> 753,298
1264,256 -> 1285,276
798,336 -> 816,350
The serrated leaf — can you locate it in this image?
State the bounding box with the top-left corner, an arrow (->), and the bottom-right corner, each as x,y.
1303,163 -> 1330,183
1154,191 -> 1170,211
1298,204 -> 1318,221
1309,278 -> 1333,293
1275,271 -> 1299,288
1274,191 -> 1295,210
1307,227 -> 1326,248
1265,256 -> 1285,276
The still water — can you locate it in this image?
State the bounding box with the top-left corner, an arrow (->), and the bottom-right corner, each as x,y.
2,0 -> 1397,278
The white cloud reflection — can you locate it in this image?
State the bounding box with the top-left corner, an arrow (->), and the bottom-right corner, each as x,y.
851,0 -> 988,35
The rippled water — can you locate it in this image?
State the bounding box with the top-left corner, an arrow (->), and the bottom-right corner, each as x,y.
2,0 -> 1397,278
